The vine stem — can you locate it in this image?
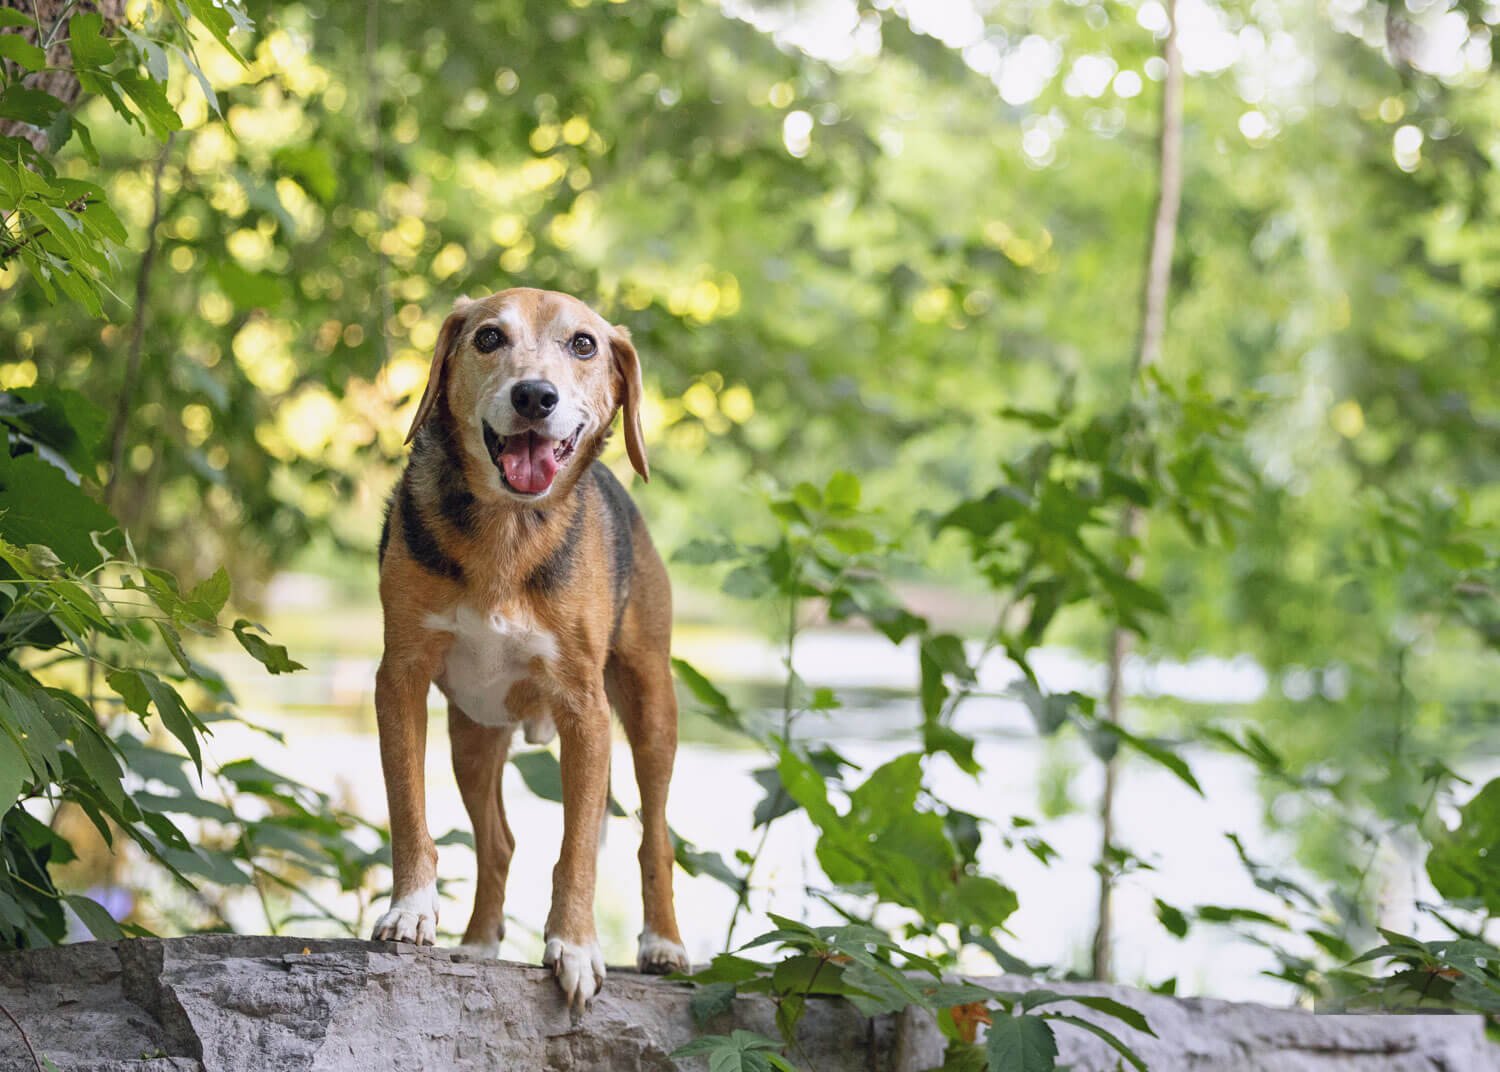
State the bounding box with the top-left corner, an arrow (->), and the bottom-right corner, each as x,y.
724,816 -> 774,951
0,999 -> 43,1072
1092,0 -> 1184,983
723,533 -> 815,951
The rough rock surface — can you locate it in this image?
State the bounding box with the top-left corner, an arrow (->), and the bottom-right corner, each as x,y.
0,936 -> 1494,1071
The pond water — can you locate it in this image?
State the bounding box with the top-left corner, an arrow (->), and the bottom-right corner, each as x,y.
187,573 -> 1469,1006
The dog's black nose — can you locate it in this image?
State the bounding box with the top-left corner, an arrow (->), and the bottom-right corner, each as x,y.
511,379 -> 559,421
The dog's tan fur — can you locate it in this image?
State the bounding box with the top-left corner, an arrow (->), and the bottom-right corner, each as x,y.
371,288 -> 686,1013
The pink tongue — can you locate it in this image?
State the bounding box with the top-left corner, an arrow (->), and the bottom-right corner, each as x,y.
500,431 -> 558,494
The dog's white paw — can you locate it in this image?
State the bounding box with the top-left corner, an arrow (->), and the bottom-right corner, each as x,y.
524,714 -> 556,745
371,882 -> 438,945
543,935 -> 605,1015
637,930 -> 689,975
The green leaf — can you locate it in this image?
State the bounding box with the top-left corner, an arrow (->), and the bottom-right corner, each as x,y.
1,681 -> 66,780
132,790 -> 235,822
1195,905 -> 1281,926
155,620 -> 192,674
512,749 -> 563,803
67,14 -> 115,67
1427,777 -> 1500,913
212,261 -> 284,308
272,143 -> 338,203
673,657 -> 748,737
672,829 -> 743,890
824,470 -> 861,509
939,487 -> 1029,541
8,79 -> 73,137
65,894 -> 123,941
186,566 -> 231,619
1102,469 -> 1153,507
0,452 -> 116,567
685,953 -> 767,986
1028,994 -> 1153,1036
4,386 -> 109,472
1156,898 -> 1189,938
0,10 -> 38,28
116,70 -> 183,138
952,874 -> 1019,930
723,562 -> 773,599
671,1030 -> 788,1072
1095,721 -> 1202,795
774,990 -> 806,1046
140,674 -> 204,775
0,730 -> 29,808
1305,929 -> 1354,960
690,980 -> 738,1024
922,720 -> 979,775
0,34 -> 47,72
1042,1013 -> 1147,1071
776,747 -> 840,830
171,42 -> 219,115
512,749 -> 626,816
72,114 -> 98,162
1009,681 -> 1073,736
750,766 -> 799,827
986,1014 -> 1058,1072
120,26 -> 167,80
72,727 -> 125,810
999,406 -> 1062,429
231,619 -> 306,674
823,524 -> 876,554
182,0 -> 247,65
672,538 -> 742,566
937,1039 -> 988,1072
107,669 -> 151,720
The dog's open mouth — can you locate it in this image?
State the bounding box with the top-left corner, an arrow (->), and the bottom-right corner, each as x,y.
483,422 -> 582,496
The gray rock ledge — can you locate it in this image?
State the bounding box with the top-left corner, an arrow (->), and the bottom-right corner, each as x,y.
0,936 -> 1494,1071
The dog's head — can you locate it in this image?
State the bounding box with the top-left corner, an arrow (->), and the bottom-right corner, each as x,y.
404,288 -> 648,503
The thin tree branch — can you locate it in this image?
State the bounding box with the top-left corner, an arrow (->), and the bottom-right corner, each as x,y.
0,195 -> 93,262
1091,0 -> 1184,984
104,134 -> 173,514
365,0 -> 391,369
0,998 -> 44,1072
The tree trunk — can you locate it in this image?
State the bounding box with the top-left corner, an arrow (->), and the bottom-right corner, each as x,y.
104,134 -> 173,512
1090,0 -> 1185,983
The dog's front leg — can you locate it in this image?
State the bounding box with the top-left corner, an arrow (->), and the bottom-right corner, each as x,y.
543,690 -> 611,1015
371,656 -> 441,945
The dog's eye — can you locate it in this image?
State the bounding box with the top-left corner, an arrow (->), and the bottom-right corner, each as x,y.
474,326 -> 505,353
569,332 -> 597,359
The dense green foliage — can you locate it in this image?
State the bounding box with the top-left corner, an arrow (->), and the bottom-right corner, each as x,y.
0,383 -> 394,946
2,0 -> 1499,1067
0,0 -> 398,954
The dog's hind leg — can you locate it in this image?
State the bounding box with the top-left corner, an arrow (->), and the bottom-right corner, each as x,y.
449,706 -> 515,957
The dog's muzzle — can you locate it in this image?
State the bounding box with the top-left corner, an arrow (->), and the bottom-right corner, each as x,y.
483,421 -> 583,496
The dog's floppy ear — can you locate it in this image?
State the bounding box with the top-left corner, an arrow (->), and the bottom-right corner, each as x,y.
404,301 -> 470,444
609,326 -> 649,481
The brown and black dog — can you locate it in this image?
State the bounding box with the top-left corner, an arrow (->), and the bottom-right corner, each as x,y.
371,288 -> 687,1013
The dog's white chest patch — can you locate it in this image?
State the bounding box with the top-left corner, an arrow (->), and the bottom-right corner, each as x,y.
426,605 -> 557,728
